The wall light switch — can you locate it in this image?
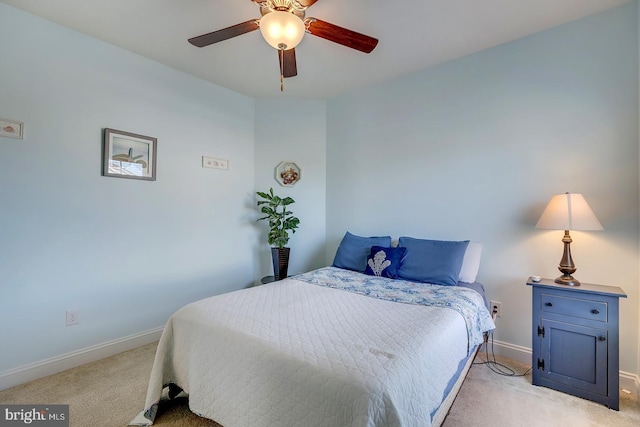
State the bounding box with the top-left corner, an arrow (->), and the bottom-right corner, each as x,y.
202,156 -> 229,170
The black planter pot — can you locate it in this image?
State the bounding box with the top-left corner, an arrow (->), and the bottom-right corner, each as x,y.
271,247 -> 290,281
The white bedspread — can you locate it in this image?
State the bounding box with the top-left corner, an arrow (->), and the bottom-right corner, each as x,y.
131,270 -> 491,427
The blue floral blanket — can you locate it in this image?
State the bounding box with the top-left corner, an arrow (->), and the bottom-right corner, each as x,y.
294,267 -> 495,354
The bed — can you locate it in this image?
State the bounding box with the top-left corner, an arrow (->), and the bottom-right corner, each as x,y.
131,235 -> 495,427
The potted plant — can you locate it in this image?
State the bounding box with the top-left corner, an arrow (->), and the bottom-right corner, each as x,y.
256,188 -> 300,280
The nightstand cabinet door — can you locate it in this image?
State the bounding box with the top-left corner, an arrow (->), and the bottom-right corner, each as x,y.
528,279 -> 626,410
540,318 -> 608,396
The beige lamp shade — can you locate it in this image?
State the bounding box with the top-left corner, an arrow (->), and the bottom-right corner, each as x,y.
536,193 -> 603,231
259,11 -> 305,50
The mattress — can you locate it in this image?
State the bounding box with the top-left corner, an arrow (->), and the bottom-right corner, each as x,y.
131,266 -> 495,427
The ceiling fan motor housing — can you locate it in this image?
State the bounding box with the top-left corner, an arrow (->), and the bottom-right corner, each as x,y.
259,0 -> 306,18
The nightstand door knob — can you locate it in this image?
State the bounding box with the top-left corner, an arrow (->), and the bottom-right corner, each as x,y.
598,336 -> 606,341
591,309 -> 600,314
545,302 -> 553,307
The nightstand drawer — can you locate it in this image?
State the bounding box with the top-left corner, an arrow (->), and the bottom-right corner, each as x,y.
540,293 -> 607,322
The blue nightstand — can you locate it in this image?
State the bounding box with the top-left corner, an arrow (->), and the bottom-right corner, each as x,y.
527,278 -> 626,410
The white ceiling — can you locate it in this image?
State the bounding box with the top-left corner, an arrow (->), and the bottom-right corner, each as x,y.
1,0 -> 633,99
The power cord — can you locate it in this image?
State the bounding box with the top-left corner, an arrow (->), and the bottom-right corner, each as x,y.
473,308 -> 532,377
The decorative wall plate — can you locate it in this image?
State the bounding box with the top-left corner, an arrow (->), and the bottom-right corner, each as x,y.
275,161 -> 301,187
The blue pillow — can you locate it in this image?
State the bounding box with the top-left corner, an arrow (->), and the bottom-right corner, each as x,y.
364,246 -> 407,279
397,237 -> 470,286
332,232 -> 392,272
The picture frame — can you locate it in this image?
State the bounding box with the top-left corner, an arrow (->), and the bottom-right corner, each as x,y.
275,161 -> 301,187
0,118 -> 24,139
103,128 -> 157,181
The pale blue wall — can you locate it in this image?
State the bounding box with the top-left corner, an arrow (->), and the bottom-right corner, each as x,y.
326,3 -> 639,373
254,99 -> 327,279
0,4 -> 257,371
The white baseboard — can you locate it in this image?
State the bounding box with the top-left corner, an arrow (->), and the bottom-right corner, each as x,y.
482,337 -> 531,365
0,327 -> 163,391
482,338 -> 639,401
619,371 -> 640,401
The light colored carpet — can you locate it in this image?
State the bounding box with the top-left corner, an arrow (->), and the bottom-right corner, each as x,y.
0,342 -> 638,427
444,352 -> 640,427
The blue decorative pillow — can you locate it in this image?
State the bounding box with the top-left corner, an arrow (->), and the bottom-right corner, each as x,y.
332,232 -> 392,272
364,246 -> 407,279
397,237 -> 470,286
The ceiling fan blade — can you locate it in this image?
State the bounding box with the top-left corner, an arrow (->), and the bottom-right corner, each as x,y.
306,18 -> 378,53
188,20 -> 259,47
278,49 -> 298,78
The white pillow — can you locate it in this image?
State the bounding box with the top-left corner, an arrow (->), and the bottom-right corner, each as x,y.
458,242 -> 482,283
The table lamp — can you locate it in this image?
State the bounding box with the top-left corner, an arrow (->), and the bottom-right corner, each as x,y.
535,192 -> 603,286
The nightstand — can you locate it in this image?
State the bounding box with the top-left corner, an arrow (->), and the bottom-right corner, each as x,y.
527,278 -> 626,409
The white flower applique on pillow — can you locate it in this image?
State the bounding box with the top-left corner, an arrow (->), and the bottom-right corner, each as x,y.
368,250 -> 391,276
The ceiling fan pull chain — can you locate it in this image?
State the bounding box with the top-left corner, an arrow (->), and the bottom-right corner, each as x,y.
279,48 -> 285,92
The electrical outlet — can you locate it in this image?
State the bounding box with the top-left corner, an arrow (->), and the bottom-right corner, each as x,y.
66,309 -> 79,326
490,301 -> 502,318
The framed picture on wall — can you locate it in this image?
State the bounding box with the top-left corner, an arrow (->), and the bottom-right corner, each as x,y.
0,118 -> 24,139
103,128 -> 157,181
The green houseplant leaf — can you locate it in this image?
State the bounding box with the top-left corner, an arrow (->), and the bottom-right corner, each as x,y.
256,188 -> 300,248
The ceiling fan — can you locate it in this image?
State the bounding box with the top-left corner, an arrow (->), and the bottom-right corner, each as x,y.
188,0 -> 379,91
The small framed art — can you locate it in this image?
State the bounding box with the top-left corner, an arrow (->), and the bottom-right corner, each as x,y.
0,118 -> 24,139
103,128 -> 157,181
275,161 -> 301,187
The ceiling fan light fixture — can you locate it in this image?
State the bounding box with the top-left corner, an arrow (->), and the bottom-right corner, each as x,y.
259,11 -> 305,50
